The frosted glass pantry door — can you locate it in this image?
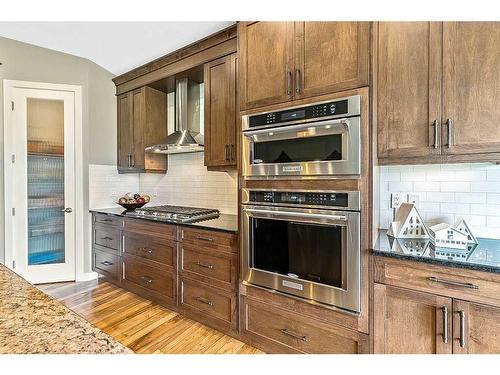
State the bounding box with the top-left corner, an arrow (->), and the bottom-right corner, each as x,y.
11,88 -> 75,283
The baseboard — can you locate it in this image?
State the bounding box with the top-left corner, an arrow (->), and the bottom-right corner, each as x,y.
76,271 -> 98,282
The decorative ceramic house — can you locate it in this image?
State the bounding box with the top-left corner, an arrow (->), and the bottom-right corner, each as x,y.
387,203 -> 430,239
456,219 -> 478,245
429,223 -> 468,250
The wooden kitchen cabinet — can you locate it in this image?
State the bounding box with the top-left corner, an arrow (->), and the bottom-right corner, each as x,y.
238,21 -> 370,110
204,53 -> 237,168
374,283 -> 452,354
376,22 -> 500,164
117,86 -> 167,173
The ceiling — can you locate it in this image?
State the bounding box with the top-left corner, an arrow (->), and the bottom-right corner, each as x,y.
0,22 -> 235,76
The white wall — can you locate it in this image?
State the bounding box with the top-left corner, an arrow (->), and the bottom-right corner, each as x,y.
0,36 -> 116,270
379,163 -> 500,239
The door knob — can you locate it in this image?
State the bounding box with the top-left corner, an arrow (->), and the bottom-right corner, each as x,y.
61,207 -> 73,213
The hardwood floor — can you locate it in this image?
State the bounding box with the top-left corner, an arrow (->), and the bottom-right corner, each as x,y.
38,279 -> 263,354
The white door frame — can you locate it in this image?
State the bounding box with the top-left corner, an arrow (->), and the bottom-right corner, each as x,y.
3,80 -> 84,282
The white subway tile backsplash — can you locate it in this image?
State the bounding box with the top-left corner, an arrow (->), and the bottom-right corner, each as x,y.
379,163 -> 500,239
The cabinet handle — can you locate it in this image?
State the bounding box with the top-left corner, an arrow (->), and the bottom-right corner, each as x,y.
431,120 -> 439,149
295,69 -> 301,94
428,276 -> 479,290
196,296 -> 214,306
224,144 -> 229,161
286,71 -> 292,95
140,247 -> 153,254
102,236 -> 113,241
131,154 -> 135,167
458,310 -> 466,348
196,261 -> 215,270
196,237 -> 214,244
441,306 -> 448,344
230,144 -> 235,161
280,328 -> 308,342
100,261 -> 113,266
445,118 -> 453,148
101,218 -> 113,223
127,154 -> 132,167
140,276 -> 153,284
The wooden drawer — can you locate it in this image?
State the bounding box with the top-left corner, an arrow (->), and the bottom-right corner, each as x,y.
93,226 -> 120,254
93,213 -> 122,228
374,256 -> 500,307
122,253 -> 176,306
180,245 -> 237,291
124,217 -> 177,241
180,278 -> 237,332
123,232 -> 176,269
92,249 -> 120,282
242,298 -> 369,354
180,226 -> 236,253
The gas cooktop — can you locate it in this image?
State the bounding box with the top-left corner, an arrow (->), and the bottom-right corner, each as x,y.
132,205 -> 220,223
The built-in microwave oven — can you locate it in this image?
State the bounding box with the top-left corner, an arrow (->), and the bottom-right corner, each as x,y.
241,95 -> 361,179
241,188 -> 361,313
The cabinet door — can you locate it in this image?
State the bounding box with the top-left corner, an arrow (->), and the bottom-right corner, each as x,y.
376,22 -> 442,160
442,22 -> 500,157
204,54 -> 236,167
295,22 -> 369,99
374,284 -> 452,354
238,21 -> 294,110
131,87 -> 146,170
453,300 -> 500,354
117,92 -> 133,171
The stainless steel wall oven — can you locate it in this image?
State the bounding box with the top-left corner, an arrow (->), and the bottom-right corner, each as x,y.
242,95 -> 361,179
241,189 -> 361,313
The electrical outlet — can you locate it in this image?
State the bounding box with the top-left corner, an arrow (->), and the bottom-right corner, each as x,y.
407,193 -> 420,208
391,192 -> 405,209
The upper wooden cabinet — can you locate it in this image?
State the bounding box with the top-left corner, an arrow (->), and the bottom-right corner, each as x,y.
238,21 -> 370,110
376,22 -> 500,164
204,53 -> 237,168
117,86 -> 167,173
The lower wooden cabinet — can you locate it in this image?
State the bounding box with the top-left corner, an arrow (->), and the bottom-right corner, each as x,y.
92,249 -> 121,283
241,296 -> 369,354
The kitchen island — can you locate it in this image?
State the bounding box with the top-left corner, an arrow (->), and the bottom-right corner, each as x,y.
0,264 -> 131,354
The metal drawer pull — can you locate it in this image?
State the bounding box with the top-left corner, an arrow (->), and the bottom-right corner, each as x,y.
140,276 -> 153,284
197,261 -> 214,270
280,328 -> 309,342
431,120 -> 439,149
428,277 -> 479,290
140,247 -> 153,254
196,236 -> 214,242
441,306 -> 448,344
102,236 -> 113,241
286,71 -> 292,95
446,118 -> 453,148
101,218 -> 113,222
100,261 -> 113,266
458,310 -> 466,348
295,69 -> 301,94
196,296 -> 214,306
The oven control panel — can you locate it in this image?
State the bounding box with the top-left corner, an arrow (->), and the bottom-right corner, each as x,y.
248,190 -> 349,208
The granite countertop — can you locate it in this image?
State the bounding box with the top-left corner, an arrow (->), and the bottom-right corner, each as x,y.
90,207 -> 238,233
373,229 -> 500,274
0,264 -> 131,354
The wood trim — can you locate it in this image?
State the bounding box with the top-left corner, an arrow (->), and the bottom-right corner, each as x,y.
113,25 -> 236,86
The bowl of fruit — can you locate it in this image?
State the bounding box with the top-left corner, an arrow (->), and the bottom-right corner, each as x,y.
117,193 -> 151,211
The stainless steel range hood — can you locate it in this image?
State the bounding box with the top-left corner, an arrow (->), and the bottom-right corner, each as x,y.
145,77 -> 204,155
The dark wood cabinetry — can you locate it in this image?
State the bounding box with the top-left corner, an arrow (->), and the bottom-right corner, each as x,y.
374,256 -> 500,354
376,22 -> 500,164
204,53 -> 237,168
117,86 -> 167,173
238,21 -> 370,110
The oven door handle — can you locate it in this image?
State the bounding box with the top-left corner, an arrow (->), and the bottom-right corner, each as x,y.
243,208 -> 348,222
242,118 -> 350,138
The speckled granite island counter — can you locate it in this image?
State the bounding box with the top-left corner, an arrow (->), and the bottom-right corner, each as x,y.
0,264 -> 131,354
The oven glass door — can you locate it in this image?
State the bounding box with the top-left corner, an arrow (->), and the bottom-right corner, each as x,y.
251,217 -> 346,288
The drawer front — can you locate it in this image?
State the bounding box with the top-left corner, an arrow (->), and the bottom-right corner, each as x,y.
374,256 -> 500,307
180,245 -> 236,289
93,226 -> 120,253
124,218 -> 177,241
181,227 -> 236,253
123,253 -> 176,298
123,233 -> 176,268
180,278 -> 236,326
243,298 -> 369,354
93,213 -> 122,227
92,249 -> 120,282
